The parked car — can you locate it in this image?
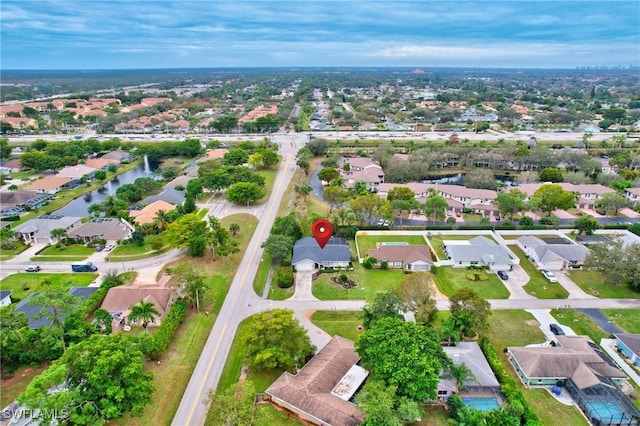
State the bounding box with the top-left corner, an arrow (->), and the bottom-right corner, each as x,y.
549,324 -> 565,336
455,211 -> 461,217
541,270 -> 557,282
497,271 -> 509,280
25,265 -> 41,272
95,244 -> 105,252
105,244 -> 116,252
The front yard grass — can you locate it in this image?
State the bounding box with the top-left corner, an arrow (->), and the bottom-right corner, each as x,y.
566,270 -> 640,299
0,272 -> 97,301
550,309 -> 610,342
32,244 -> 94,261
432,266 -> 510,299
510,245 -> 569,299
484,310 -> 589,426
0,240 -> 27,260
253,253 -> 273,296
355,233 -> 427,253
310,310 -> 363,341
601,309 -> 640,333
312,263 -> 406,302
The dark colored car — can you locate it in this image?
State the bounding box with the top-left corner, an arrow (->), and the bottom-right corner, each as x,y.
95,244 -> 105,252
550,324 -> 565,336
497,271 -> 509,280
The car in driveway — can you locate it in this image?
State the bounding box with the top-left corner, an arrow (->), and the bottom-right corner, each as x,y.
25,265 -> 41,272
541,270 -> 557,282
95,244 -> 105,252
497,271 -> 509,280
104,244 -> 116,252
549,323 -> 565,335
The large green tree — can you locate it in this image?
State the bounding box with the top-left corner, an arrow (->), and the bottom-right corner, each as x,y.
244,309 -> 315,370
165,213 -> 207,249
19,334 -> 154,424
575,215 -> 599,235
356,317 -> 450,401
205,381 -> 256,426
29,290 -> 83,352
397,272 -> 437,325
448,287 -> 491,336
318,167 -> 340,183
362,290 -> 405,328
594,192 -> 629,215
424,192 -> 448,223
533,184 -> 575,216
226,182 -> 265,206
261,234 -> 294,265
493,189 -> 526,220
387,186 -> 416,201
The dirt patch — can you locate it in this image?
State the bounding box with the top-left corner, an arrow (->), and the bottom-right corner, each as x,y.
525,320 -> 539,327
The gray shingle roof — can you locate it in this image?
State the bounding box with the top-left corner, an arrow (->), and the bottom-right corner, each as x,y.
443,342 -> 499,387
14,216 -> 82,240
292,237 -> 351,265
614,334 -> 640,356
14,287 -> 99,329
141,188 -> 186,206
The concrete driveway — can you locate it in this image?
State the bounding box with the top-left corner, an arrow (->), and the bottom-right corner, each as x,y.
500,265 -> 535,300
526,309 -> 577,341
291,271 -> 316,300
555,271 -> 596,299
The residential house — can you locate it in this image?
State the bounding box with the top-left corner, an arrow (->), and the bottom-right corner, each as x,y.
84,157 -> 120,170
56,165 -> 97,186
0,159 -> 22,173
0,190 -> 52,210
14,287 -> 98,329
339,157 -> 385,191
595,157 -> 617,175
265,336 -> 366,426
444,236 -> 513,271
24,176 -> 72,194
517,236 -> 589,270
101,151 -> 133,163
366,245 -> 432,271
129,200 -> 177,225
100,286 -> 175,329
437,342 -> 501,400
624,188 -> 640,206
1,117 -> 38,129
14,214 -> 83,244
0,290 -> 11,308
141,188 -> 186,206
292,237 -> 352,272
507,336 -> 639,426
614,334 -> 640,367
68,218 -> 134,242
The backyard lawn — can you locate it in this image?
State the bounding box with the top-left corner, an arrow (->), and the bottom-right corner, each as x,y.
550,309 -> 610,342
0,273 -> 97,300
566,270 -> 640,299
355,233 -> 427,254
601,309 -> 640,333
510,245 -> 569,299
432,266 -> 510,299
310,310 -> 363,341
312,263 -> 406,301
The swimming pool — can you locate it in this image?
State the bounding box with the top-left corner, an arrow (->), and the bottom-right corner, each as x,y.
462,397 -> 501,412
585,401 -> 630,423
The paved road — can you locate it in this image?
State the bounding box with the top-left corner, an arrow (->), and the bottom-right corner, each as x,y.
171,135 -> 304,426
579,309 -> 623,334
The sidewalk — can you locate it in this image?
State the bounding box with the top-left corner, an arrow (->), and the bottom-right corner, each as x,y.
600,338 -> 640,387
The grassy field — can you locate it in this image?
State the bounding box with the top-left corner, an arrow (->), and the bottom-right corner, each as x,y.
601,309 -> 640,333
0,240 -> 28,260
312,263 -> 406,301
31,244 -> 94,261
510,245 -> 569,299
0,365 -> 49,408
257,168 -> 278,204
566,270 -> 640,299
0,272 -> 97,300
484,310 -> 589,426
432,266 -> 510,299
355,233 -> 427,253
550,309 -> 610,341
310,310 -> 363,341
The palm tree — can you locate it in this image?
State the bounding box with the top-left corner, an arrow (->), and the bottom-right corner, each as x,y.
153,209 -> 170,231
88,203 -> 103,218
229,223 -> 240,236
128,301 -> 160,331
443,363 -> 476,391
50,228 -> 68,246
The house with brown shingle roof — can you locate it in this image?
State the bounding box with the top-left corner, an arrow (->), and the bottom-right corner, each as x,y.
367,245 -> 432,271
265,336 -> 366,426
100,286 -> 175,329
24,176 -> 72,194
129,200 -> 176,225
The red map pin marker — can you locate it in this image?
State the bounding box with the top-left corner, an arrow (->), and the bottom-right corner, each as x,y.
312,219 -> 333,249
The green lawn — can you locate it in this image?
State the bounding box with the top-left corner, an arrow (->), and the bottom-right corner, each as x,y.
550,309 -> 610,341
310,310 -> 364,341
37,244 -> 94,256
0,365 -> 48,408
312,263 -> 407,301
0,240 -> 28,260
257,168 -> 278,204
484,310 -> 589,426
510,246 -> 569,299
355,233 -> 427,254
253,253 -> 273,296
268,283 -> 294,300
0,272 -> 97,301
462,213 -> 484,222
432,266 -> 510,299
566,270 -> 640,299
601,309 -> 640,333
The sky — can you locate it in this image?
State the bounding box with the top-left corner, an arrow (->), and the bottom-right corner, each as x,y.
1,1 -> 639,70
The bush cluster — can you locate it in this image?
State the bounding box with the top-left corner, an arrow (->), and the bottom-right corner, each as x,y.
139,299 -> 188,359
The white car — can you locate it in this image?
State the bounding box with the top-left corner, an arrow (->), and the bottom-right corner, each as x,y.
541,270 -> 557,282
104,244 -> 116,252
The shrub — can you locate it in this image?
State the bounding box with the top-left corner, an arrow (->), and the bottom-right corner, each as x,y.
140,300 -> 188,359
380,260 -> 389,270
363,257 -> 377,269
275,267 -> 293,288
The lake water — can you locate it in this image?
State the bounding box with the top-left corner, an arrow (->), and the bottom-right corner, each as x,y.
54,161 -> 157,217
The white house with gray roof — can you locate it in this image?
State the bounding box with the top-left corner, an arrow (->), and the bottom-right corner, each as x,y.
14,214 -> 83,244
444,236 -> 513,271
292,237 -> 352,272
68,218 -> 134,242
517,235 -> 590,270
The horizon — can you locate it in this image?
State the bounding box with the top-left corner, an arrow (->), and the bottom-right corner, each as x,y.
1,1 -> 639,70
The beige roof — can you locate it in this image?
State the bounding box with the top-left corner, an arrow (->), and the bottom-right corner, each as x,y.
84,158 -> 119,169
68,218 -> 132,240
57,164 -> 97,179
129,200 -> 177,225
345,157 -> 380,169
266,336 -> 364,426
101,286 -> 174,318
25,176 -> 72,190
368,245 -> 432,264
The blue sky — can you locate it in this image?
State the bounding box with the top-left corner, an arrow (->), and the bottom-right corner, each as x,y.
1,1 -> 639,69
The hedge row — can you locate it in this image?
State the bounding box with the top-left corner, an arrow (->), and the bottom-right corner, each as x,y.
479,336 -> 541,426
82,278 -> 124,319
139,299 -> 188,359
